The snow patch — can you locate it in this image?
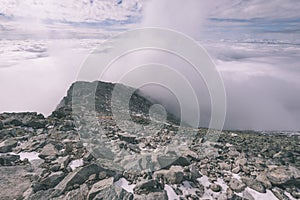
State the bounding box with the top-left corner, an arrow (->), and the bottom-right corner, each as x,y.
0,151 -> 41,162
215,178 -> 228,191
197,175 -> 211,187
164,184 -> 179,200
69,159 -> 83,170
232,173 -> 242,181
114,178 -> 135,193
18,152 -> 40,162
245,188 -> 278,200
180,181 -> 198,196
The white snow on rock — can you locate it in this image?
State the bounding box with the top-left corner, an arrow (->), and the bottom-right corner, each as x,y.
215,178 -> 228,191
0,151 -> 41,162
68,158 -> 84,170
114,178 -> 135,193
197,175 -> 230,199
197,175 -> 211,188
18,151 -> 40,162
232,173 -> 242,181
179,181 -> 198,196
164,184 -> 179,200
245,188 -> 278,200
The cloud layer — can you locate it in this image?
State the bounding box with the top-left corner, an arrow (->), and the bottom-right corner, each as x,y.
131,0 -> 300,131
0,0 -> 300,131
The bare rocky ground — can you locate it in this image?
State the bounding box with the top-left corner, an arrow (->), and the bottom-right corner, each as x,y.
0,81 -> 299,200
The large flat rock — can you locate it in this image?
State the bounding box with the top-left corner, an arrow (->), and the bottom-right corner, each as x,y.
0,166 -> 31,200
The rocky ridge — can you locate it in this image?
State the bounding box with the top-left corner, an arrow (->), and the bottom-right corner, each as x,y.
0,81 -> 299,200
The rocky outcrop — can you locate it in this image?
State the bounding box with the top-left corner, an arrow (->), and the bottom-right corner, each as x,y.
0,81 -> 299,200
267,166 -> 300,186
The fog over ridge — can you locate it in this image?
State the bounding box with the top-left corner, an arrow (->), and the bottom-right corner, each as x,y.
0,0 -> 300,131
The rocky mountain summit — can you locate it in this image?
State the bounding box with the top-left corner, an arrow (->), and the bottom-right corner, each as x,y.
0,81 -> 299,200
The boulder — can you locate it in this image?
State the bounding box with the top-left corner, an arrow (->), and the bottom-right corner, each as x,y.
189,165 -> 202,181
157,156 -> 190,169
0,166 -> 31,200
288,166 -> 300,186
291,190 -> 300,199
64,184 -> 89,200
39,144 -> 58,159
267,166 -> 300,186
134,191 -> 168,200
0,138 -> 18,153
236,158 -> 247,166
210,184 -> 222,192
241,177 -> 266,193
87,177 -> 114,200
231,194 -> 250,200
33,171 -> 66,192
218,162 -> 231,170
133,180 -> 163,195
53,163 -> 108,196
117,132 -> 137,144
153,165 -> 184,184
232,166 -> 241,174
25,120 -> 46,129
53,156 -> 70,170
0,154 -> 20,166
3,118 -> 23,126
228,150 -> 240,157
93,185 -> 133,200
27,189 -> 55,200
256,173 -> 272,189
271,187 -> 290,200
0,121 -> 3,130
243,190 -> 255,200
228,178 -> 246,193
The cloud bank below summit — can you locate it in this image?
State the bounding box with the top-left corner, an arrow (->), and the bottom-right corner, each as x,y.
106,0 -> 300,131
0,0 -> 300,131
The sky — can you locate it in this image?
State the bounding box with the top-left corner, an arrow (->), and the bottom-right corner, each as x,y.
0,0 -> 300,131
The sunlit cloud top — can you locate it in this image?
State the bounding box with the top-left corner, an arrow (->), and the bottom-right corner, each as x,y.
0,0 -> 142,22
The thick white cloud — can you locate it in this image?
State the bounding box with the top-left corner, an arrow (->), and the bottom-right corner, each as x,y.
0,39 -> 92,115
0,0 -> 300,131
205,41 -> 300,130
0,0 -> 142,22
134,0 -> 300,130
211,0 -> 300,20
